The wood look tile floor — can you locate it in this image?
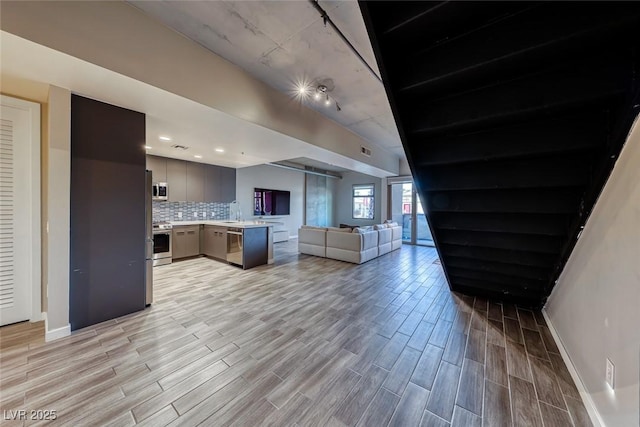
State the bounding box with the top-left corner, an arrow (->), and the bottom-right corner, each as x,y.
0,241 -> 592,426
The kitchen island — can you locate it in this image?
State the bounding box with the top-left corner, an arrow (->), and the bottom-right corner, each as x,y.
170,220 -> 274,269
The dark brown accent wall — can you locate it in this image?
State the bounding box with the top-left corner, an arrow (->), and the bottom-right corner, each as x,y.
70,95 -> 146,330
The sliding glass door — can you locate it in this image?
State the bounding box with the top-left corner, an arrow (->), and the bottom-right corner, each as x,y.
389,180 -> 434,246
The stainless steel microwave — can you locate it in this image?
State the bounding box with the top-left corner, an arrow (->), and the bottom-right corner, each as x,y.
152,182 -> 168,201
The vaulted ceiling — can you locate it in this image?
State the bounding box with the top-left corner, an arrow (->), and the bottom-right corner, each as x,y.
1,1 -> 403,176
130,0 -> 403,159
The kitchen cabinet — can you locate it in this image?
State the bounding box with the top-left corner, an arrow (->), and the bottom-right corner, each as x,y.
172,225 -> 201,259
203,225 -> 227,260
166,158 -> 187,202
146,155 -> 167,182
187,162 -> 205,202
203,165 -> 219,202
147,155 -> 236,203
218,166 -> 236,203
204,165 -> 236,203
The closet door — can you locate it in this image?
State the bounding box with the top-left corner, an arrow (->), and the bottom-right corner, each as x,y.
0,95 -> 41,326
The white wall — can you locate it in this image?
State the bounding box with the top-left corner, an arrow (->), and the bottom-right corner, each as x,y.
335,171 -> 384,227
236,164 -> 304,238
45,85 -> 71,338
545,116 -> 640,426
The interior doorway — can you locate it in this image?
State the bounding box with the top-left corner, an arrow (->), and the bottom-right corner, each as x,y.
389,180 -> 434,246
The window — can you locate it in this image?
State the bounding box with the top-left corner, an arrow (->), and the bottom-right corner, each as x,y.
352,184 -> 375,219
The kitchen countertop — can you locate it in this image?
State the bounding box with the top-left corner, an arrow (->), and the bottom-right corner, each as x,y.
170,220 -> 274,229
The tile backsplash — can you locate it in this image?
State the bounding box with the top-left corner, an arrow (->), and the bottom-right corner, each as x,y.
153,201 -> 230,222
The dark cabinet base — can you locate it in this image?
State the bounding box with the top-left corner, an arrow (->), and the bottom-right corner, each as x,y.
174,225 -> 269,270
242,227 -> 268,269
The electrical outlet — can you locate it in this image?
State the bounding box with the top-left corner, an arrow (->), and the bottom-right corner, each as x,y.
177,212 -> 182,219
606,358 -> 615,389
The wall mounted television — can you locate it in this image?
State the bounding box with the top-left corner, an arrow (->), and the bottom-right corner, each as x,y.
254,188 -> 290,216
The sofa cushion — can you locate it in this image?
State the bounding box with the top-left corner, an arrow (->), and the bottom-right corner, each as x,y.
379,242 -> 392,256
328,226 -> 351,233
373,224 -> 386,230
298,242 -> 326,258
391,226 -> 402,241
301,225 -> 327,230
298,227 -> 327,247
362,230 -> 379,250
327,230 -> 362,251
378,227 -> 392,244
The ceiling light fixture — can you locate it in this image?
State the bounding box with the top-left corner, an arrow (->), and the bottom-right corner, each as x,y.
159,136 -> 171,141
144,145 -> 152,150
304,83 -> 341,112
194,154 -> 203,159
215,148 -> 225,153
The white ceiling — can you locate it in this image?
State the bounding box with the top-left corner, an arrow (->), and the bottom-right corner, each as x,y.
129,0 -> 404,157
286,157 -> 349,173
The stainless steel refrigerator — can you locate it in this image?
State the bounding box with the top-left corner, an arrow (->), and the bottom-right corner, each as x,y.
145,170 -> 153,305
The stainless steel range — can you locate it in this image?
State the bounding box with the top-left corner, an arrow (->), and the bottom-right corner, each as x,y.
152,221 -> 173,266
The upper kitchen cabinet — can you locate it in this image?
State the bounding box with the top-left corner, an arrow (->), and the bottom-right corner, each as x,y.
147,155 -> 235,203
186,162 -> 205,202
166,158 -> 187,202
204,164 -> 236,203
146,155 -> 167,182
219,166 -> 236,203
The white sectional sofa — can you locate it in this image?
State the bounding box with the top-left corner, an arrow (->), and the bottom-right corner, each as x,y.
298,223 -> 402,264
298,226 -> 327,257
326,228 -> 379,264
377,226 -> 393,256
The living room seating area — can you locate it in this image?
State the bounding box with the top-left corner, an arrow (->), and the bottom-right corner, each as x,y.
298,222 -> 402,264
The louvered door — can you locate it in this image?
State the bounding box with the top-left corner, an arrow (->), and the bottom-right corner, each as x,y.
0,96 -> 39,326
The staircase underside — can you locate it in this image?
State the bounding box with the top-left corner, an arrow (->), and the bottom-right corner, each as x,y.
360,1 -> 640,307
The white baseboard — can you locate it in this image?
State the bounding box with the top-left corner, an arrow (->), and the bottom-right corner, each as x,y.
45,323 -> 71,342
542,309 -> 605,427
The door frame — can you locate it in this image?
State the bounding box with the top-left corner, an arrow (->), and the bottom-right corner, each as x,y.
1,94 -> 42,324
387,177 -> 433,247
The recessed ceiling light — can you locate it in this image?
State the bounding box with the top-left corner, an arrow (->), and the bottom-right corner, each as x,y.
215,148 -> 225,153
194,154 -> 203,159
159,136 -> 171,141
144,145 -> 152,150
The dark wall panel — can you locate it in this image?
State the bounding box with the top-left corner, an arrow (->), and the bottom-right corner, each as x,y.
70,95 -> 146,330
